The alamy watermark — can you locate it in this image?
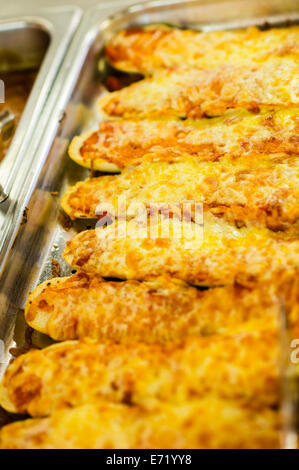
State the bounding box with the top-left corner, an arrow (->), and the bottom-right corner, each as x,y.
291,76 -> 299,103
290,339 -> 299,364
95,199 -> 204,246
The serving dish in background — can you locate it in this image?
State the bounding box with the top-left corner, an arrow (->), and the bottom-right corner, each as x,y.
0,7 -> 81,245
0,0 -> 298,446
0,71 -> 37,164
0,17 -> 51,198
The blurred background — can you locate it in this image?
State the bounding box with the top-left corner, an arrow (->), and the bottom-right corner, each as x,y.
0,0 -> 149,18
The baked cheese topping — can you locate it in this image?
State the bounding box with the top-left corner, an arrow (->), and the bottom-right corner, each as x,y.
24,273 -> 279,342
3,23 -> 298,450
106,25 -> 299,74
0,400 -> 280,449
63,216 -> 299,287
0,332 -> 279,417
98,62 -> 299,119
69,109 -> 299,171
61,156 -> 299,232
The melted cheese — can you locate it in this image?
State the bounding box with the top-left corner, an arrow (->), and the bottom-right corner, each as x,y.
69,109 -> 299,171
24,273 -> 279,342
0,400 -> 280,449
106,25 -> 299,74
98,62 -> 299,119
63,215 -> 299,287
3,23 -> 299,450
0,332 -> 279,417
61,156 -> 299,232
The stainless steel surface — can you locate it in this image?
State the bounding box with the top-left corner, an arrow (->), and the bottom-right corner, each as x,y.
0,7 -> 82,205
0,0 -> 151,19
0,0 -> 298,446
0,110 -> 15,142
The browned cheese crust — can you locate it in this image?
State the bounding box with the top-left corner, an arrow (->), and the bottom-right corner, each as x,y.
61,156 -> 299,233
105,25 -> 299,74
63,216 -> 299,287
98,63 -> 299,119
24,273 -> 279,342
0,401 -> 280,449
68,109 -> 299,171
0,332 -> 279,417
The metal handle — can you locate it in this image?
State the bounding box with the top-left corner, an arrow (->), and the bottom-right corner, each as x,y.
0,110 -> 15,142
0,110 -> 15,202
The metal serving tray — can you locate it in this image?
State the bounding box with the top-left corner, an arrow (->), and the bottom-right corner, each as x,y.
0,6 -> 82,209
0,0 -> 298,445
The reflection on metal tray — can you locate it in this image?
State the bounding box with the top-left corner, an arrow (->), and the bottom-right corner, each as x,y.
0,70 -> 37,163
0,0 -> 298,447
